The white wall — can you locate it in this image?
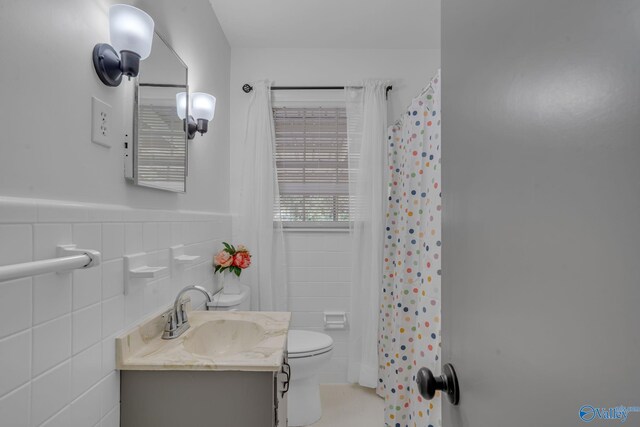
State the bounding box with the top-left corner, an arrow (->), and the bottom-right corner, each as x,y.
230,47 -> 440,216
0,0 -> 232,425
230,48 -> 440,166
230,47 -> 440,382
0,0 -> 231,213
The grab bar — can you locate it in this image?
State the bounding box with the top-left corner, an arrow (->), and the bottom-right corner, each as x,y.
0,245 -> 101,283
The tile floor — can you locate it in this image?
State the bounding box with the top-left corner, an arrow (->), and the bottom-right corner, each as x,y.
310,384 -> 384,427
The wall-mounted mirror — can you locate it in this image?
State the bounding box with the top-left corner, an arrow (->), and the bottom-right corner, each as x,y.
128,32 -> 188,192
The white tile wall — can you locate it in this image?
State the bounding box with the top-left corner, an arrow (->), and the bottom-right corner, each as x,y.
72,266 -> 102,310
0,383 -> 30,427
71,344 -> 102,399
32,315 -> 71,376
72,304 -> 101,355
100,407 -> 119,427
0,278 -> 32,339
32,272 -> 72,325
69,382 -> 101,427
284,231 -> 352,383
31,361 -> 71,426
101,224 -> 124,262
0,330 -> 32,396
0,197 -> 231,426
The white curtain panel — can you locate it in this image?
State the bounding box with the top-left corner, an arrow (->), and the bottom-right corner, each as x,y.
237,80 -> 288,311
346,80 -> 390,387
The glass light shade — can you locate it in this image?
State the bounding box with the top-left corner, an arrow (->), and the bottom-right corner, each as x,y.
191,93 -> 216,121
176,92 -> 188,120
109,4 -> 154,60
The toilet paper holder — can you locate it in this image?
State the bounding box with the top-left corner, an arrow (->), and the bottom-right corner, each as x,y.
324,312 -> 348,330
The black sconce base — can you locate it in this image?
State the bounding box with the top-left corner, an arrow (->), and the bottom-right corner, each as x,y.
93,44 -> 123,87
119,50 -> 141,79
184,117 -> 197,140
197,119 -> 209,136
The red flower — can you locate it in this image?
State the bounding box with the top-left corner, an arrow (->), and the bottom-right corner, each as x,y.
232,251 -> 251,269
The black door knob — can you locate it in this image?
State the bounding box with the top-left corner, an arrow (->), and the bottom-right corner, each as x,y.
416,363 -> 460,405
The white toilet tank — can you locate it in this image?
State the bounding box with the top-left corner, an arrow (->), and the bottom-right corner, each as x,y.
208,284 -> 251,311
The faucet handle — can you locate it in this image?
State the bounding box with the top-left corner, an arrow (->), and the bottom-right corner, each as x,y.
162,309 -> 177,332
179,300 -> 189,325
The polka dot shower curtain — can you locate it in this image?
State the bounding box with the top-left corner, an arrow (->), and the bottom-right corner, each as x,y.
378,70 -> 442,427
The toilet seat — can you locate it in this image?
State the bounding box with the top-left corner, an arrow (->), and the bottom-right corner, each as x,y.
288,330 -> 333,359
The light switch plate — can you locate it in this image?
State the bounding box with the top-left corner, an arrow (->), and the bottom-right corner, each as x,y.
91,96 -> 112,148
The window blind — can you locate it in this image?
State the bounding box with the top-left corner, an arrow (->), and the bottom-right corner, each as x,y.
137,103 -> 186,186
273,106 -> 349,226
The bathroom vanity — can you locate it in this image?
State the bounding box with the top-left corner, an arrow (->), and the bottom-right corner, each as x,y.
117,309 -> 291,427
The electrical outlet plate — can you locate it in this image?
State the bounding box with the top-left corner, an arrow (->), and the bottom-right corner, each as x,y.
91,96 -> 112,148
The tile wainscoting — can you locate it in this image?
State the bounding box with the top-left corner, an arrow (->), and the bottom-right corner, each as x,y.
0,197 -> 231,427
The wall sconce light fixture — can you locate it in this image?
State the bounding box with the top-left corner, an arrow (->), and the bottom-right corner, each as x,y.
176,92 -> 197,139
93,4 -> 154,87
192,93 -> 217,136
176,92 -> 216,140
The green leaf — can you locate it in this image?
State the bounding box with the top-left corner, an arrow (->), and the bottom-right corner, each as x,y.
214,265 -> 220,273
234,267 -> 241,277
225,242 -> 237,255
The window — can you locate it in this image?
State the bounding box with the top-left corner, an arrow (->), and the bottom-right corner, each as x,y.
273,106 -> 349,227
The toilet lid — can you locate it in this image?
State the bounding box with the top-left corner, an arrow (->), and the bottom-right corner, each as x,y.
288,330 -> 333,356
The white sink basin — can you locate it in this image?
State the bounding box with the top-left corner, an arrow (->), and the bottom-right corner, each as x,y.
182,319 -> 266,358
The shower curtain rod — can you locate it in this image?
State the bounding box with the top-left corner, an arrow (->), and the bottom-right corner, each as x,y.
242,83 -> 393,97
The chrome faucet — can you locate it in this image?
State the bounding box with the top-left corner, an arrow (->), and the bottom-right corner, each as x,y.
162,285 -> 222,339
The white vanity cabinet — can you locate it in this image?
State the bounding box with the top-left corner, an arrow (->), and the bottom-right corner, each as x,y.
120,359 -> 290,427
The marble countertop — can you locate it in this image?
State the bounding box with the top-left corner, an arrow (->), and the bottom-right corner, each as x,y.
116,309 -> 291,372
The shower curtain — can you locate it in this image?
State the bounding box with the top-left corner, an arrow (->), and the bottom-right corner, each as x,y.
236,80 -> 288,311
378,70 -> 442,427
346,81 -> 390,387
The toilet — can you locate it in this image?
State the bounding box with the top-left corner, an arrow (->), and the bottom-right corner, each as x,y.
210,285 -> 334,426
286,329 -> 333,426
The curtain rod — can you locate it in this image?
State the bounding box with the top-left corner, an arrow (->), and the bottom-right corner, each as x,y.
242,84 -> 393,97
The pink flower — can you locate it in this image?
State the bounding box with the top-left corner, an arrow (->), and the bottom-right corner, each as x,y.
214,250 -> 233,267
233,251 -> 251,269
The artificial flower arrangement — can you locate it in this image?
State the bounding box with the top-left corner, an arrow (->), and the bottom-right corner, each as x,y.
213,242 -> 252,277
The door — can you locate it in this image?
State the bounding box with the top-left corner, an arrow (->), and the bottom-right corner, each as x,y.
441,0 -> 640,426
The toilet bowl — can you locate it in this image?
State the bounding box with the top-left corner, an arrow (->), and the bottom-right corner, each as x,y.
208,285 -> 333,426
287,330 -> 333,426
